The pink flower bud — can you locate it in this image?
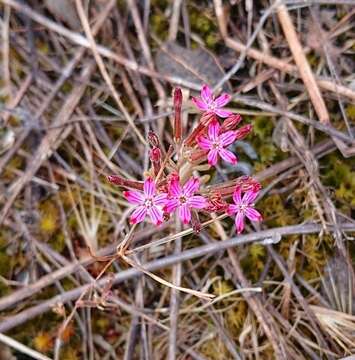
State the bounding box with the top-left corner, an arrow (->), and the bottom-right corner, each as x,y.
221,114 -> 242,131
174,88 -> 183,142
148,131 -> 160,147
235,176 -> 261,193
206,192 -> 228,212
149,147 -> 161,176
235,124 -> 253,140
107,175 -> 143,190
150,147 -> 161,162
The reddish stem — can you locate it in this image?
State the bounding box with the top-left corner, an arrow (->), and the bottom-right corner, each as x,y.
173,88 -> 182,143
106,175 -> 143,190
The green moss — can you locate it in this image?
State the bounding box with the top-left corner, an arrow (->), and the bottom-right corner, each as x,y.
49,232 -> 66,253
150,13 -> 168,39
189,6 -> 219,50
213,279 -> 234,296
3,155 -> 24,180
226,301 -> 247,334
39,201 -> 60,236
200,334 -> 230,359
321,154 -> 355,212
0,280 -> 10,297
259,143 -> 277,163
253,116 -> 274,139
60,347 -> 80,360
345,104 -> 355,121
0,252 -> 11,277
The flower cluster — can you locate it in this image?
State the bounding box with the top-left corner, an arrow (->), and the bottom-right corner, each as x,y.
108,85 -> 262,234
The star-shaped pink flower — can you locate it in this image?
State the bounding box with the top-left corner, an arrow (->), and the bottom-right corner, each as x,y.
227,187 -> 263,234
192,84 -> 232,118
197,121 -> 238,166
165,177 -> 207,224
123,177 -> 168,225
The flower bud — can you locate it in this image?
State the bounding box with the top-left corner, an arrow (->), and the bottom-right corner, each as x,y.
148,131 -> 160,148
150,147 -> 161,162
235,176 -> 261,192
149,147 -> 161,176
106,175 -> 143,190
221,114 -> 242,131
206,192 -> 228,212
235,124 -> 253,140
174,88 -> 183,143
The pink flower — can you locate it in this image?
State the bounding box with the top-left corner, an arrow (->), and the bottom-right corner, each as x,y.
197,121 -> 238,166
165,177 -> 207,224
192,84 -> 232,118
123,177 -> 168,225
227,187 -> 263,234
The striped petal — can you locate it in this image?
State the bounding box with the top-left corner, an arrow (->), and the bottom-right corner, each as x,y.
233,187 -> 242,205
245,208 -> 262,222
179,204 -> 191,224
169,178 -> 182,197
214,108 -> 232,118
201,84 -> 213,104
183,177 -> 199,196
207,149 -> 219,166
192,97 -> 208,111
130,206 -> 147,224
197,135 -> 212,150
154,193 -> 168,206
235,212 -> 245,234
188,195 -> 207,209
219,131 -> 237,147
214,93 -> 231,107
208,121 -> 220,141
219,148 -> 237,164
148,206 -> 164,225
242,190 -> 259,205
123,190 -> 144,205
227,204 -> 239,215
165,199 -> 179,213
144,177 -> 155,198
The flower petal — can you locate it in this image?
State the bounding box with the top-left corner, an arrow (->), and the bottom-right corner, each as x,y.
242,190 -> 259,205
208,121 -> 220,141
201,84 -> 213,104
245,208 -> 263,222
219,148 -> 237,164
183,177 -> 199,196
144,177 -> 155,198
169,178 -> 182,197
227,204 -> 238,215
191,97 -> 208,111
214,93 -> 231,107
165,199 -> 179,213
179,204 -> 191,224
130,206 -> 147,224
188,195 -> 207,209
207,149 -> 219,166
123,190 -> 144,205
235,212 -> 245,234
233,187 -> 242,205
214,109 -> 232,118
219,131 -> 237,146
148,206 -> 164,225
197,135 -> 212,150
154,193 -> 168,206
